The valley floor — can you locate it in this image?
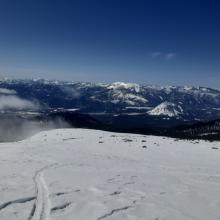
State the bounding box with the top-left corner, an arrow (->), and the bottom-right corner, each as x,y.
0,129 -> 219,220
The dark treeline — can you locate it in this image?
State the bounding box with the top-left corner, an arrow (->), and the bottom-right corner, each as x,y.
0,111 -> 219,142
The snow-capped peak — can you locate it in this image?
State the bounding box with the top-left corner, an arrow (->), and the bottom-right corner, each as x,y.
148,101 -> 183,117
108,82 -> 141,93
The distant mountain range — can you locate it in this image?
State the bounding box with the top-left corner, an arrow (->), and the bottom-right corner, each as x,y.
0,79 -> 219,141
0,79 -> 220,121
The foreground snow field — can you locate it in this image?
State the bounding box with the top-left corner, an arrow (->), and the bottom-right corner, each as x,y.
0,129 -> 219,220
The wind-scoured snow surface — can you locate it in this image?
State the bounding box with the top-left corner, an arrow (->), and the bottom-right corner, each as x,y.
0,129 -> 219,220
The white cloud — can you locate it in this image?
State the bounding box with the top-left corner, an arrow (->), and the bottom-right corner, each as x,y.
165,53 -> 176,60
151,51 -> 162,58
0,95 -> 38,110
151,52 -> 177,60
61,86 -> 81,98
0,88 -> 17,95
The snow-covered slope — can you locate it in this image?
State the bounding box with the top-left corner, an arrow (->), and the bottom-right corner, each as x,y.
148,101 -> 183,117
0,128 -> 219,220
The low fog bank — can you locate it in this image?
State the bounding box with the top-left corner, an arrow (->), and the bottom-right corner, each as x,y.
0,115 -> 70,142
0,110 -> 104,142
0,88 -> 40,111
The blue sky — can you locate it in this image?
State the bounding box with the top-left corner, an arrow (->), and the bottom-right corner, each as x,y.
0,0 -> 220,87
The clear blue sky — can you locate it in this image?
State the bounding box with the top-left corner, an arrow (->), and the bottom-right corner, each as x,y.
0,0 -> 220,87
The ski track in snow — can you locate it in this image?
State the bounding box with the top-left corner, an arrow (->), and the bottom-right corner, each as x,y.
29,165 -> 56,220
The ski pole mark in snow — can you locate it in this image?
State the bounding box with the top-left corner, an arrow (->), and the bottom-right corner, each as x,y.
97,206 -> 132,220
0,196 -> 36,211
0,191 -> 73,213
50,202 -> 72,213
